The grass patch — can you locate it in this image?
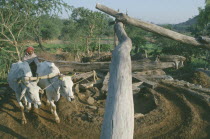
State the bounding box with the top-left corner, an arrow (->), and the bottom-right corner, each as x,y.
42,43 -> 72,53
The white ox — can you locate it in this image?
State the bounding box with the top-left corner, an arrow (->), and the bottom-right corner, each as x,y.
36,61 -> 74,123
7,61 -> 42,124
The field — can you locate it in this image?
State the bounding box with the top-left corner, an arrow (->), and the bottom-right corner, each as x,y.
0,62 -> 210,138
1,1 -> 210,138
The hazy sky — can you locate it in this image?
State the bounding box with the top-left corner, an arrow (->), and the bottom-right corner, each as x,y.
64,0 -> 206,24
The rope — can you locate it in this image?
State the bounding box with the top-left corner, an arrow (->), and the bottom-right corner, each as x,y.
42,78 -> 58,91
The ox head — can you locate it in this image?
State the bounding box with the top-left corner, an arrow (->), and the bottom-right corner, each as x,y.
20,79 -> 42,108
59,75 -> 74,102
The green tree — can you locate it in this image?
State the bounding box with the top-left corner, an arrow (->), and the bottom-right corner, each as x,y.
39,15 -> 63,40
61,7 -> 113,53
71,7 -> 113,37
126,24 -> 152,56
0,0 -> 71,60
196,1 -> 210,36
206,0 -> 210,6
0,0 -> 71,81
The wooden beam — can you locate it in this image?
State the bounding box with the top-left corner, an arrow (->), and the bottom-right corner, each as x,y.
132,74 -> 158,89
96,4 -> 210,50
100,22 -> 134,139
39,57 -> 177,73
17,73 -> 59,82
55,60 -> 175,73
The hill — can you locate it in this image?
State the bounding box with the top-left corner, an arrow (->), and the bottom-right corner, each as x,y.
172,16 -> 198,32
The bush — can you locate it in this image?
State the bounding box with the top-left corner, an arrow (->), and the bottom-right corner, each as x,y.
0,51 -> 16,82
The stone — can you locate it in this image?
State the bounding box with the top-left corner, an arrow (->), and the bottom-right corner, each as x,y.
134,113 -> 144,119
184,82 -> 190,88
98,108 -> 105,114
85,90 -> 92,97
74,84 -> 80,94
87,97 -> 95,105
195,84 -> 202,89
78,93 -> 86,100
88,106 -> 97,110
89,87 -> 100,98
81,113 -> 93,122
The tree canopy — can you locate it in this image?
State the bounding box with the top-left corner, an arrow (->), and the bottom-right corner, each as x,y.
0,0 -> 72,60
196,0 -> 210,36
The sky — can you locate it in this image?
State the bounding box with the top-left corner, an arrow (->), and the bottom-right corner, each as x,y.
64,0 -> 206,24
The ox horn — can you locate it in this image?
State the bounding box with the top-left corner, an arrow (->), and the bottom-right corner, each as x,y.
35,78 -> 40,84
59,74 -> 64,80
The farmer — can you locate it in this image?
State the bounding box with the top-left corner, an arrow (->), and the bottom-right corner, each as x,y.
22,46 -> 39,76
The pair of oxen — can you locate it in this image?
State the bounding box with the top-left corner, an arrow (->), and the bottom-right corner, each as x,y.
7,61 -> 74,124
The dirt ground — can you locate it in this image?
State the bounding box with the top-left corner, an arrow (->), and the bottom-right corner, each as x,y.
0,79 -> 210,139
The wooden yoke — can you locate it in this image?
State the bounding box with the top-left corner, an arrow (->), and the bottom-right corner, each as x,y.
96,4 -> 210,50
16,73 -> 60,82
100,22 -> 134,139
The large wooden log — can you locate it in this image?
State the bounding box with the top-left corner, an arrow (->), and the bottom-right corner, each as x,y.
100,22 -> 134,139
56,61 -> 110,72
96,4 -> 210,50
55,60 -> 175,73
132,74 -> 158,89
38,57 -> 177,73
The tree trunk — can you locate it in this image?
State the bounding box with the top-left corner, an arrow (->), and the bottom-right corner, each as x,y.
34,27 -> 45,50
37,36 -> 45,50
86,37 -> 89,54
38,57 -> 180,73
98,38 -> 101,57
38,58 -> 182,73
96,4 -> 210,50
100,22 -> 134,139
52,60 -> 175,73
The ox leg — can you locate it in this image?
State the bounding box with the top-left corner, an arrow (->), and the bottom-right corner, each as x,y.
48,100 -> 54,114
27,102 -> 32,112
23,97 -> 30,112
23,96 -> 27,107
16,93 -> 27,124
50,101 -> 60,123
19,102 -> 27,124
46,99 -> 50,106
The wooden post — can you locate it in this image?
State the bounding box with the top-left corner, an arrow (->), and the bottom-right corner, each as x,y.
96,4 -> 210,50
100,22 -> 134,139
98,37 -> 101,57
86,37 -> 89,54
74,43 -> 76,61
144,49 -> 148,58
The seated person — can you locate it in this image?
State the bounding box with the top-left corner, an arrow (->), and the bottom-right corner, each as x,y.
22,46 -> 39,77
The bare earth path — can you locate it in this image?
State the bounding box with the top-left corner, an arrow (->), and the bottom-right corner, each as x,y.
0,82 -> 210,139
